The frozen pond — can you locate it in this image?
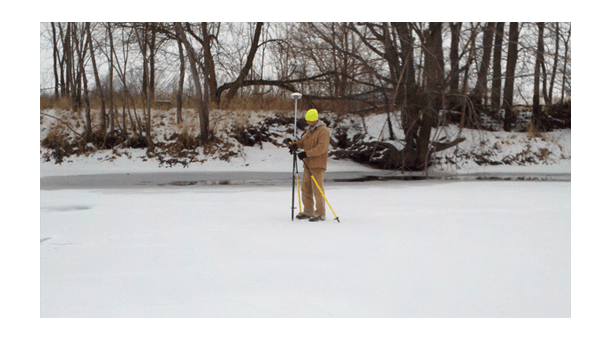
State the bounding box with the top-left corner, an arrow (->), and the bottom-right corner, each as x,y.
40,178 -> 570,317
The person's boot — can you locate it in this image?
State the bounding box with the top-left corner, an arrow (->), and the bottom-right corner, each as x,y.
309,215 -> 325,222
296,213 -> 311,220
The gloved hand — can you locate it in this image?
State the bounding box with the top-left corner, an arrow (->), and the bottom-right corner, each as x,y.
288,143 -> 297,154
298,152 -> 307,160
282,138 -> 292,146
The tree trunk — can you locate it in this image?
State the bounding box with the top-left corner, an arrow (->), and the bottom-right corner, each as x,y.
201,23 -> 218,106
107,22 -> 115,135
64,23 -> 72,100
392,22 -> 421,170
378,22 -> 401,85
72,23 -> 83,111
140,24 -> 148,101
548,22 -> 560,105
503,22 -> 519,132
86,22 -> 107,135
419,22 -> 444,168
146,24 -> 155,151
460,51 -> 471,129
392,22 -> 417,96
330,23 -> 339,98
136,23 -> 153,149
340,23 -> 352,99
149,23 -> 156,102
448,22 -> 461,94
176,30 -> 185,124
82,72 -> 92,141
491,22 -> 504,109
391,22 -> 420,171
57,23 -> 66,97
561,25 -> 570,102
533,22 -> 545,120
114,26 -> 130,137
51,23 -> 60,99
74,23 -> 91,141
122,101 -> 127,138
459,25 -> 480,129
176,23 -> 210,142
472,22 -> 495,105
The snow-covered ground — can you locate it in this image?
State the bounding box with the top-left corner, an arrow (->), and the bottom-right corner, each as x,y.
40,108 -> 571,177
39,142 -> 379,177
36,109 -> 579,354
42,179 -> 570,318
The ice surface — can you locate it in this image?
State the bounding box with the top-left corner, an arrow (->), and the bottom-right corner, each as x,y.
41,180 -> 570,318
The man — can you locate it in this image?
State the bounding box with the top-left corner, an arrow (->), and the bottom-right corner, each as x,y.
288,108 -> 330,222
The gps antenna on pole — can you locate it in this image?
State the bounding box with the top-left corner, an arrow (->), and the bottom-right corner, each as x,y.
290,93 -> 302,221
290,93 -> 302,141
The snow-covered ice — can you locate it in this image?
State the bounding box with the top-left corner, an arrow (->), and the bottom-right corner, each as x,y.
41,175 -> 570,318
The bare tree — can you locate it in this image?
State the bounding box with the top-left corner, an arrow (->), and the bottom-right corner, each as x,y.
176,29 -> 185,124
201,23 -> 218,105
471,22 -> 495,106
503,22 -> 519,132
112,24 -> 144,139
86,22 -> 107,135
107,22 -> 116,135
491,22 -> 505,109
547,22 -> 560,105
392,22 -> 417,94
71,23 -> 91,140
72,23 -> 84,111
533,22 -> 545,119
147,23 -> 156,150
560,24 -> 571,102
51,22 -> 67,98
149,23 -> 156,103
64,23 -> 73,102
448,22 -> 462,94
175,22 -> 210,142
135,23 -> 154,150
419,22 -> 445,168
175,23 -> 219,105
50,23 -> 60,99
220,22 -> 264,105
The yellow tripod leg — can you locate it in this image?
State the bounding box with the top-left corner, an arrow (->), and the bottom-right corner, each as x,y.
310,175 -> 340,223
296,172 -> 302,213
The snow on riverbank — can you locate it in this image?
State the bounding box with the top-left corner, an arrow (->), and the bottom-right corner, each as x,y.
39,142 -> 379,177
40,109 -> 571,178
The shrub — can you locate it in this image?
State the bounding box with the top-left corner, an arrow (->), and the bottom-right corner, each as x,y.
41,127 -> 75,164
547,99 -> 571,126
40,94 -> 55,110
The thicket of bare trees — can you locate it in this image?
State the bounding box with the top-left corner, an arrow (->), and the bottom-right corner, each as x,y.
41,22 -> 571,170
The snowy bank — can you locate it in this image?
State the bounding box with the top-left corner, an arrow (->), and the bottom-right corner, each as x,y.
40,109 -> 570,178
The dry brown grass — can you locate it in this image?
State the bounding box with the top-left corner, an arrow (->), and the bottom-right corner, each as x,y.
526,122 -> 545,139
40,93 -> 176,111
41,125 -> 77,163
221,94 -> 294,111
40,95 -> 55,110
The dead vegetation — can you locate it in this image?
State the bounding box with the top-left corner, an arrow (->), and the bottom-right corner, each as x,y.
40,102 -> 570,171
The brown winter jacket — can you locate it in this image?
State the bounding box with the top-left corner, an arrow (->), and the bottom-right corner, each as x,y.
296,121 -> 330,170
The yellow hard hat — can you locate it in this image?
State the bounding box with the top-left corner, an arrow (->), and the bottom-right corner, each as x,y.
305,109 -> 318,122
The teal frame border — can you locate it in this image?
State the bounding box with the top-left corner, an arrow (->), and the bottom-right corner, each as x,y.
2,1 -> 591,349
